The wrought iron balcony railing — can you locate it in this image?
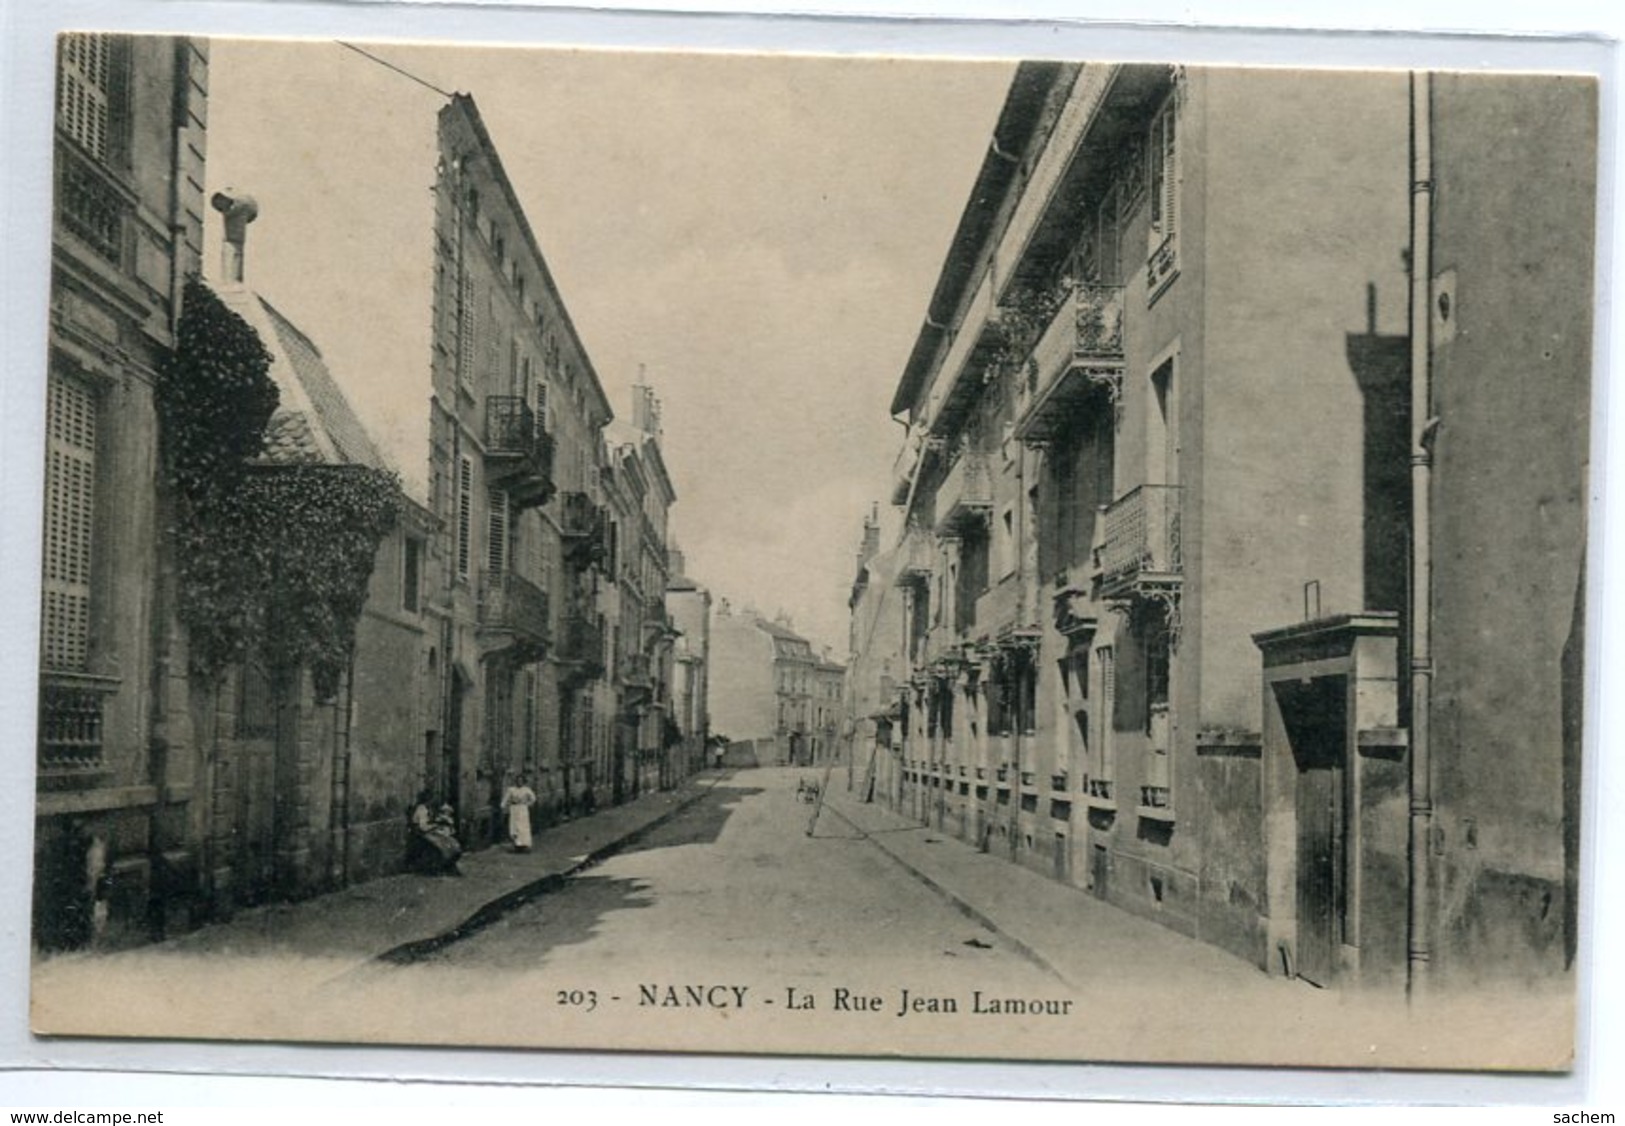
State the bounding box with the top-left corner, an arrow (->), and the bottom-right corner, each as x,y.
478,569 -> 549,650
1015,282 -> 1125,444
559,491 -> 608,568
1095,484 -> 1183,598
561,612 -> 607,678
484,397 -> 556,509
934,450 -> 994,534
618,652 -> 653,688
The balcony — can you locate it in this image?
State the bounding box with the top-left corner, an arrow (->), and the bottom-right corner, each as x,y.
55,141 -> 131,267
934,449 -> 994,535
1095,484 -> 1183,600
478,570 -> 550,658
484,397 -> 556,510
1015,283 -> 1126,445
898,527 -> 936,582
618,652 -> 653,689
890,426 -> 927,506
38,672 -> 119,778
559,491 -> 608,569
561,612 -> 607,680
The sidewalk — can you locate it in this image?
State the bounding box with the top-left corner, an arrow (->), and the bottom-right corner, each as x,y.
817,780 -> 1305,998
150,776 -> 719,967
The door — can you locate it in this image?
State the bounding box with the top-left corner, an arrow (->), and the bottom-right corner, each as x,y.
1278,676 -> 1348,988
1091,843 -> 1109,900
233,662 -> 282,905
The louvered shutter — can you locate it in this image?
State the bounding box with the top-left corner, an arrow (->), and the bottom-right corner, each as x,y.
57,34 -> 111,161
43,375 -> 97,671
456,456 -> 473,579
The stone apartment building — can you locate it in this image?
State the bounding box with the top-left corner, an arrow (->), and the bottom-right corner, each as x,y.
854,62 -> 1591,991
666,543 -> 713,779
428,93 -> 616,843
603,386 -> 680,799
34,33 -> 210,949
710,604 -> 835,766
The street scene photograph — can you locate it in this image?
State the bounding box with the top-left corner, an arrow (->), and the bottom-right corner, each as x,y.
23,34 -> 1595,1071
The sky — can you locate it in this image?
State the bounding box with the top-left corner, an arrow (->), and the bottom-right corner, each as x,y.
203,39 -> 1013,654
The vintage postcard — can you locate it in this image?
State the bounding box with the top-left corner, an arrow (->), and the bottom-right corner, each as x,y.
26,34 -> 1594,1071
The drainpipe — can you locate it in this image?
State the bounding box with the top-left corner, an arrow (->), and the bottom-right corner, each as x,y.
1406,70 -> 1436,1002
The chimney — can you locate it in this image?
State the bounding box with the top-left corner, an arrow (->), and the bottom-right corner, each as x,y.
211,190 -> 259,285
632,377 -> 662,438
858,503 -> 881,567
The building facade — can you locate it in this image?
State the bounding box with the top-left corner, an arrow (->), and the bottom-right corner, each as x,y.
666,544 -> 713,779
849,62 -> 1591,992
603,386 -> 680,799
427,94 -> 616,844
34,34 -> 210,950
208,205 -> 438,903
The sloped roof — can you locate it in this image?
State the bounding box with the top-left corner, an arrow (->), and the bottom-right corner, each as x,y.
257,297 -> 391,472
754,618 -> 809,644
260,411 -> 326,466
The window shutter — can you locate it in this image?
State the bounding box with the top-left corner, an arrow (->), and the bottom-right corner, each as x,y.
487,487 -> 508,575
42,374 -> 97,672
1162,105 -> 1179,242
456,456 -> 473,579
57,34 -> 111,161
1096,646 -> 1115,778
458,273 -> 478,387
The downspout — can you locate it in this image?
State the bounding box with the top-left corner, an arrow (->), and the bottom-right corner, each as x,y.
1406,70 -> 1436,1002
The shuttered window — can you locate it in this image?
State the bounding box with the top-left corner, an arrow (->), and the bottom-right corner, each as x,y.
43,374 -> 97,672
487,487 -> 508,575
458,272 -> 478,389
57,33 -> 111,161
456,456 -> 473,580
1095,646 -> 1115,781
1149,99 -> 1178,247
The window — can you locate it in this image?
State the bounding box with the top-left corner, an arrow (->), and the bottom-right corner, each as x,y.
456,455 -> 473,580
1094,645 -> 1116,785
57,33 -> 113,161
42,372 -> 97,673
402,538 -> 421,614
458,272 -> 478,389
1147,95 -> 1180,296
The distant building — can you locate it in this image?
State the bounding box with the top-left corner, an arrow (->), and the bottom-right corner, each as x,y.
604,384 -> 680,798
710,604 -> 832,766
846,506 -> 906,799
666,544 -> 713,778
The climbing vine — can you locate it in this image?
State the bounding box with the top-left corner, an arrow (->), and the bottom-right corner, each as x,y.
244,465 -> 401,698
158,277 -> 400,693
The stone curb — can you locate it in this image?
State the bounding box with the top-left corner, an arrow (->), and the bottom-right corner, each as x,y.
371,776 -> 723,966
816,797 -> 1075,988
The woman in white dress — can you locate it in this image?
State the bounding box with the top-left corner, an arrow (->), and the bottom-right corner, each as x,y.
503,773 -> 537,852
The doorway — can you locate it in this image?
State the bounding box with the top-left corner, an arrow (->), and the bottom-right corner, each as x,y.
1275,675 -> 1348,988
